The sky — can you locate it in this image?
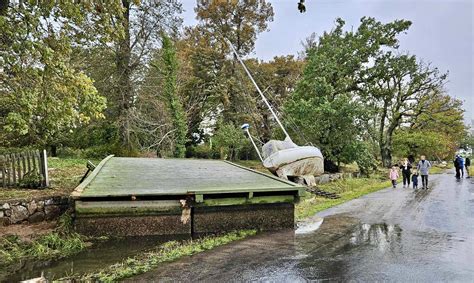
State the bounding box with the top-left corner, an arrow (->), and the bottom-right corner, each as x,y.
180,0 -> 473,123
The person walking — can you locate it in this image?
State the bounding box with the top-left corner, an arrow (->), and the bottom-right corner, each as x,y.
417,155 -> 431,189
399,158 -> 412,188
411,170 -> 419,189
465,157 -> 470,178
389,165 -> 399,188
454,155 -> 461,179
460,156 -> 465,178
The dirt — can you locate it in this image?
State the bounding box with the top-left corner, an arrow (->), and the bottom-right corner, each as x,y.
0,221 -> 56,242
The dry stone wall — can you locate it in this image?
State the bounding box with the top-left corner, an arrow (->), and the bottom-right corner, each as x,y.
0,196 -> 70,225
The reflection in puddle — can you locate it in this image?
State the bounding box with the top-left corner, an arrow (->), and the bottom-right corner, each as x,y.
350,223 -> 402,252
296,217 -> 324,234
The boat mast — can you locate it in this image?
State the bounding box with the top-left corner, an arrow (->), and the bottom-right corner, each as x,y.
226,39 -> 291,141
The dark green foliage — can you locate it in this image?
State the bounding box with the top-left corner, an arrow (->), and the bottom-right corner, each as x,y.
19,171 -> 42,189
159,34 -> 188,158
212,123 -> 249,160
185,144 -> 219,159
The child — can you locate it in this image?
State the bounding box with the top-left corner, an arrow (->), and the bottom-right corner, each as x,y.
389,166 -> 399,188
411,170 -> 419,189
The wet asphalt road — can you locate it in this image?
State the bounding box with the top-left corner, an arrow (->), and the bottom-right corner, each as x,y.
130,172 -> 474,282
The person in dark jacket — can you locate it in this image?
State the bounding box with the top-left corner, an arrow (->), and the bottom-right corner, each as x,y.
454,155 -> 461,179
399,158 -> 412,188
466,157 -> 471,178
411,169 -> 419,189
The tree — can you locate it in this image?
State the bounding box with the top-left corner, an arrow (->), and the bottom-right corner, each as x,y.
0,1 -> 121,153
367,54 -> 447,166
392,93 -> 465,161
156,34 -> 187,158
194,0 -> 274,124
284,18 -> 412,171
212,123 -> 248,161
107,1 -> 183,154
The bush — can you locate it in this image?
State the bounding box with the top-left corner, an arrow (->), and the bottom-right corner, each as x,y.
185,144 -> 219,159
212,123 -> 248,160
19,171 -> 43,189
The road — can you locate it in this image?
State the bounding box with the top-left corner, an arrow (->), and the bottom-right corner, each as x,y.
130,172 -> 474,282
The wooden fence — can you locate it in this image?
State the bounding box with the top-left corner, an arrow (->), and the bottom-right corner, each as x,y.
0,149 -> 49,188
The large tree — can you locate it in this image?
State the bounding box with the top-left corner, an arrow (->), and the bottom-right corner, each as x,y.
194,0 -> 274,124
0,1 -> 122,153
284,18 -> 412,170
66,1 -> 183,155
367,54 -> 447,166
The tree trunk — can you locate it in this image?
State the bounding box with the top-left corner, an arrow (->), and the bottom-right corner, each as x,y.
50,145 -> 57,157
116,0 -> 133,154
380,145 -> 392,168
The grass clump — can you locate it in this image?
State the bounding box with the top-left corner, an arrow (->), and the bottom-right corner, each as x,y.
0,232 -> 85,266
0,214 -> 86,267
69,230 -> 256,282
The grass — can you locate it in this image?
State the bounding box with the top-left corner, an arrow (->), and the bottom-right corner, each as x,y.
430,165 -> 447,174
64,230 -> 257,282
0,214 -> 86,267
296,174 -> 391,220
0,157 -> 100,201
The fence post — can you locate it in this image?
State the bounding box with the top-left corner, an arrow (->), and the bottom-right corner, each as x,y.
1,155 -> 5,187
41,149 -> 49,187
11,153 -> 16,185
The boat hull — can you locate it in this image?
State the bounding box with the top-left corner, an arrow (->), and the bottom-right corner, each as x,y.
263,146 -> 324,179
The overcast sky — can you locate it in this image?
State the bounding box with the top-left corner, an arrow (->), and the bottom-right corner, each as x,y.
180,0 -> 473,123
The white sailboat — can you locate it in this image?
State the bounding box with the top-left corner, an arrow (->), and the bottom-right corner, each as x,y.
227,40 -> 324,186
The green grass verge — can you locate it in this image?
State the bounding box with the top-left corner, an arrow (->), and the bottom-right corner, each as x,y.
296,176 -> 392,220
429,166 -> 446,174
65,230 -> 257,282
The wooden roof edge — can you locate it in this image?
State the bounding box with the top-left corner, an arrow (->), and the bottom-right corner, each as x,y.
188,187 -> 304,194
71,155 -> 115,198
223,160 -> 304,188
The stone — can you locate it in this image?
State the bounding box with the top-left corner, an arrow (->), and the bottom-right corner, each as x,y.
28,212 -> 45,223
2,203 -> 10,210
0,210 -> 3,218
28,201 -> 38,214
11,205 -> 29,223
59,197 -> 70,205
4,209 -> 11,217
45,199 -> 55,206
319,174 -> 330,184
37,200 -> 45,210
44,205 -> 61,220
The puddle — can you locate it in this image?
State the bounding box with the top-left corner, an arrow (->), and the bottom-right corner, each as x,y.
2,234 -> 189,282
295,217 -> 324,234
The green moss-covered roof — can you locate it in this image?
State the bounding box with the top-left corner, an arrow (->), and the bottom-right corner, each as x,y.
74,157 -> 303,198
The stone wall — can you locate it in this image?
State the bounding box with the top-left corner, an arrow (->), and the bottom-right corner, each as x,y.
0,196 -> 70,226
